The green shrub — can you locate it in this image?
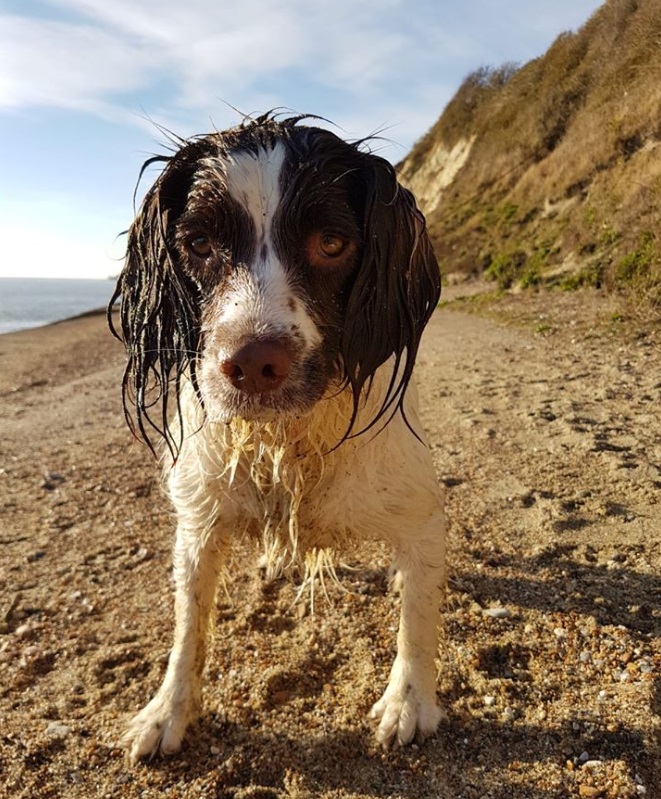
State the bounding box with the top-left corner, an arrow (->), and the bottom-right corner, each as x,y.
485,250 -> 527,290
560,262 -> 604,290
614,230 -> 656,283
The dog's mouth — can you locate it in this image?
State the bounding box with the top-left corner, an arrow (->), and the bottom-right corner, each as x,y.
220,389 -> 321,421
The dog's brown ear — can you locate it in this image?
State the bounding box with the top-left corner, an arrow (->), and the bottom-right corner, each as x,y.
341,156 -> 441,438
108,152 -> 203,457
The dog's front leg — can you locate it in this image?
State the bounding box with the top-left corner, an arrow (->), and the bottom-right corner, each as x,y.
370,511 -> 446,747
124,523 -> 225,762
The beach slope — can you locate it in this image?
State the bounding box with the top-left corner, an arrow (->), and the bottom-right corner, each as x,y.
1,295 -> 659,798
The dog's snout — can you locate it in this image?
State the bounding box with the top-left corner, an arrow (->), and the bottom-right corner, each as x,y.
221,340 -> 292,394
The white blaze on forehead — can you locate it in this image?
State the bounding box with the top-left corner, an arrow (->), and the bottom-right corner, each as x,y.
210,140 -> 321,350
223,141 -> 286,245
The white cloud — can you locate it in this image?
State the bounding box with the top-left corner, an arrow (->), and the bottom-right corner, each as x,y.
0,0 -> 606,155
0,0 -> 440,119
0,15 -> 155,111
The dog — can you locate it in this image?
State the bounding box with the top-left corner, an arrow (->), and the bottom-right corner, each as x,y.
110,113 -> 446,762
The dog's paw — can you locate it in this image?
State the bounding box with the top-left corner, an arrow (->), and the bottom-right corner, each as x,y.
369,683 -> 443,748
123,690 -> 198,763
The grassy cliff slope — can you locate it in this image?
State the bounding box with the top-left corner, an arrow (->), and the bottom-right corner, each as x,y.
399,0 -> 661,309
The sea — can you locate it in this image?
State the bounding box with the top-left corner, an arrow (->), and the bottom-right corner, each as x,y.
0,277 -> 117,335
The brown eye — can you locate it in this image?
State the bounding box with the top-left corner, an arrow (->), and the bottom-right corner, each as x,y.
319,233 -> 347,258
189,235 -> 212,258
306,230 -> 356,268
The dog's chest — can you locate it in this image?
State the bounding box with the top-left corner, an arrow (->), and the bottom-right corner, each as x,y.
229,438 -> 354,546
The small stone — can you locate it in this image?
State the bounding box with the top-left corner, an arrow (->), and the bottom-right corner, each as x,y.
41,472 -> 65,491
483,607 -> 511,619
15,624 -> 32,639
210,745 -> 221,756
483,695 -> 496,706
46,722 -> 72,739
578,787 -> 603,798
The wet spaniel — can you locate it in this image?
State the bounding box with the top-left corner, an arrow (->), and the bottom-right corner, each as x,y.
110,113 -> 446,762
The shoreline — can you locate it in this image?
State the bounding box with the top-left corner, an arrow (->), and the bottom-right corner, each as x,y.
0,305 -> 117,339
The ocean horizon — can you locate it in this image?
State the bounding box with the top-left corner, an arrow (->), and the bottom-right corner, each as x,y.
0,277 -> 117,335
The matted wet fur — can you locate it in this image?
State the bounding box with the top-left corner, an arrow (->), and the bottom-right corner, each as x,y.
110,113 -> 446,762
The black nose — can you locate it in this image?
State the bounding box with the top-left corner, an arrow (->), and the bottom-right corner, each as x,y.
221,339 -> 292,394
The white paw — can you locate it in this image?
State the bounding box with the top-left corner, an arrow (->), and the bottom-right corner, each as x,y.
123,689 -> 199,763
369,682 -> 443,748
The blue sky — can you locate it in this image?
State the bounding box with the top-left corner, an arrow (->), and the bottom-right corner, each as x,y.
0,0 -> 604,280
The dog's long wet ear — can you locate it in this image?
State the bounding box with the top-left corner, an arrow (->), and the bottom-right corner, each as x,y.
341,155 -> 441,438
108,155 -> 201,458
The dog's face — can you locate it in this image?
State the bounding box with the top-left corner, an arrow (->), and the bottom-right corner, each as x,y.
110,115 -> 440,453
179,136 -> 364,423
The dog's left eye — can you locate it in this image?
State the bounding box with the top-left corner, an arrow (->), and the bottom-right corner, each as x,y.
319,233 -> 347,258
307,231 -> 351,264
305,230 -> 355,268
188,236 -> 212,258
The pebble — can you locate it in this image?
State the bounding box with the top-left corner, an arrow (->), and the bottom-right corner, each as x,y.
46,722 -> 72,739
134,546 -> 151,562
483,695 -> 496,706
41,472 -> 66,491
578,787 -> 603,798
483,607 -> 511,619
15,623 -> 33,639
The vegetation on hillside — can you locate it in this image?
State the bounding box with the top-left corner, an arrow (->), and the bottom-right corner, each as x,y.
400,0 -> 661,313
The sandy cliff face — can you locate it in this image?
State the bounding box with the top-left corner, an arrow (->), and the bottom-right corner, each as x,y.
398,136 -> 475,215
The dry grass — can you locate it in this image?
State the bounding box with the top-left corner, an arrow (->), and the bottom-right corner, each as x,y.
400,0 -> 661,310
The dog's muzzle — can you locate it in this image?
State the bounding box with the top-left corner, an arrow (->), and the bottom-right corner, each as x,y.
220,338 -> 292,395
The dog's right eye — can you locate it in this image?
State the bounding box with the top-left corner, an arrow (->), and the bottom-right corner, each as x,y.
188,236 -> 212,258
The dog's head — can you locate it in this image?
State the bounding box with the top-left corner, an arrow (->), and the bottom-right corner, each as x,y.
110,114 -> 440,455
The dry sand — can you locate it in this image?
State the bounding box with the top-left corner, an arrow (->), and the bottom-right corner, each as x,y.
0,289 -> 659,798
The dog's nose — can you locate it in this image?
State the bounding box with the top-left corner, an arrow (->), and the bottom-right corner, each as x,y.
221,339 -> 292,394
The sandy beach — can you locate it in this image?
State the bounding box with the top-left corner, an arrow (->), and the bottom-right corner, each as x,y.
1,290 -> 659,798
